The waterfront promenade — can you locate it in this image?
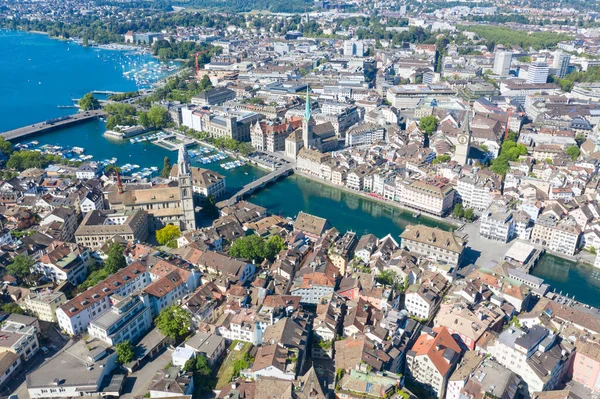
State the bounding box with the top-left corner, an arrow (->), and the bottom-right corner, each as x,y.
1,110 -> 105,141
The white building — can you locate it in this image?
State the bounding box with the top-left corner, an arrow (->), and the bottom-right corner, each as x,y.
456,175 -> 496,211
23,290 -> 67,323
479,203 -> 516,243
0,314 -> 40,362
526,62 -> 550,84
345,124 -> 386,147
493,51 -> 512,76
343,40 -> 365,57
87,294 -> 153,346
32,242 -> 93,285
552,51 -> 570,78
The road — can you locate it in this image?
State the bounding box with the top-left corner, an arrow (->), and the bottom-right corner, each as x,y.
119,347 -> 173,399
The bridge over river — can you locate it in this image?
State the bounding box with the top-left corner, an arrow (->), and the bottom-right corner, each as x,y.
1,110 -> 105,141
217,164 -> 294,208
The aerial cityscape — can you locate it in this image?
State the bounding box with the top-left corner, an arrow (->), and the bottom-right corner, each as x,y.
1,0 -> 600,398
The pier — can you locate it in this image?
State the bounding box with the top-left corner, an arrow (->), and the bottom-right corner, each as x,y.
217,164 -> 294,208
1,110 -> 105,141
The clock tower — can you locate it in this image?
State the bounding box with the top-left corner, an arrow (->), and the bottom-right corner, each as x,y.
454,111 -> 472,166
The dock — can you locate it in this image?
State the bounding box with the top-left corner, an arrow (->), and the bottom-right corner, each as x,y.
1,110 -> 105,141
217,164 -> 294,208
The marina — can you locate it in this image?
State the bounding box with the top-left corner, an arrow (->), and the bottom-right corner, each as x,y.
221,160 -> 246,170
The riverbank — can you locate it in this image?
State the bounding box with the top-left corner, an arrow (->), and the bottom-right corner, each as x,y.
295,170 -> 462,230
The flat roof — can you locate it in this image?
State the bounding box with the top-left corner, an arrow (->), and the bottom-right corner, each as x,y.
505,241 -> 536,263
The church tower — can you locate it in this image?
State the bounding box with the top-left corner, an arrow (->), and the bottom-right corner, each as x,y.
177,144 -> 196,231
302,87 -> 315,149
453,111 -> 472,166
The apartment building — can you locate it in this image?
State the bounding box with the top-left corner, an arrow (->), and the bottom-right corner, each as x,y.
345,124 -> 386,147
88,294 -> 152,346
290,273 -> 336,305
32,241 -> 93,285
75,209 -> 149,249
250,118 -> 301,152
0,314 -> 40,362
570,339 -> 600,393
56,262 -> 149,336
406,327 -> 462,399
398,179 -> 456,216
479,203 -> 516,243
297,148 -> 331,177
491,325 -> 570,395
181,106 -> 258,142
400,225 -> 465,267
404,274 -> 448,320
456,175 -> 496,211
23,289 -> 67,323
39,207 -> 77,242
531,214 -> 581,256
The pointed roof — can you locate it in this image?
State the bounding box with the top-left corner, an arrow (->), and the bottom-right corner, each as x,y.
462,110 -> 471,136
178,144 -> 190,176
305,87 -> 311,121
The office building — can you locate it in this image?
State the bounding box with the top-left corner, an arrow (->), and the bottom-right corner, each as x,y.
526,62 -> 550,84
493,51 -> 513,76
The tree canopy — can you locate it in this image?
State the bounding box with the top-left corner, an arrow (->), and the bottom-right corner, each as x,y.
156,304 -> 191,339
161,156 -> 172,178
229,235 -> 285,263
6,254 -> 34,280
104,241 -> 127,274
116,340 -> 135,364
156,224 -> 181,248
419,116 -> 438,135
566,145 -> 580,161
79,93 -> 101,110
0,137 -> 13,156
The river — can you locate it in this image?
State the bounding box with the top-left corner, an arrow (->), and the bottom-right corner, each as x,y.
1,30 -> 594,307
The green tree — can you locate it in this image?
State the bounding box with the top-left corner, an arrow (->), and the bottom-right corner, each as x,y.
147,106 -> 171,128
453,203 -> 464,219
156,304 -> 191,340
574,134 -> 586,146
230,235 -> 267,262
6,254 -> 34,280
138,111 -> 150,127
566,145 -> 580,160
238,142 -> 254,156
78,92 -> 100,110
156,224 -> 182,247
0,137 -> 13,156
375,270 -> 396,286
265,235 -> 285,259
463,208 -> 475,221
432,154 -> 451,164
116,340 -> 135,364
199,75 -> 213,91
104,241 -> 126,274
419,115 -> 438,135
161,156 -> 172,178
201,195 -> 219,219
195,354 -> 211,376
1,302 -> 24,314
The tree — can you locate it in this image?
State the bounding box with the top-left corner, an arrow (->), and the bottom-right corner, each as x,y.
156,304 -> 191,340
201,195 -> 219,219
238,142 -> 254,156
199,75 -> 213,91
453,203 -> 464,219
1,302 -> 24,314
195,354 -> 211,376
375,270 -> 396,286
0,137 -> 13,156
265,235 -> 285,259
432,154 -> 451,164
116,340 -> 135,365
138,111 -> 150,127
230,235 -> 267,262
147,106 -> 170,128
463,208 -> 475,221
156,224 -> 181,247
78,92 -> 100,110
104,241 -> 126,274
419,116 -> 438,135
161,157 -> 172,178
566,145 -> 580,161
574,134 -> 586,146
6,254 -> 34,280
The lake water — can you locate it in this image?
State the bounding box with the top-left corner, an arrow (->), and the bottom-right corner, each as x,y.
4,30 -> 597,307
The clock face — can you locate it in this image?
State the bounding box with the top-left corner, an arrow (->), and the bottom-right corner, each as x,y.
458,135 -> 468,145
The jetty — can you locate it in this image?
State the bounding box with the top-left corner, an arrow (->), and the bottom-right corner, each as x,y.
1,110 -> 105,141
217,164 -> 294,208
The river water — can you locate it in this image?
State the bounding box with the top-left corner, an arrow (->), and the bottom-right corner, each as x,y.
3,30 -> 594,307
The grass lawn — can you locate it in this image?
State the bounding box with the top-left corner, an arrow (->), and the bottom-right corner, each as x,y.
215,340 -> 251,390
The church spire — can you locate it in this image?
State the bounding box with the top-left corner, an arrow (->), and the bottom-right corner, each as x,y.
462,109 -> 470,134
305,87 -> 311,122
178,144 -> 190,176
